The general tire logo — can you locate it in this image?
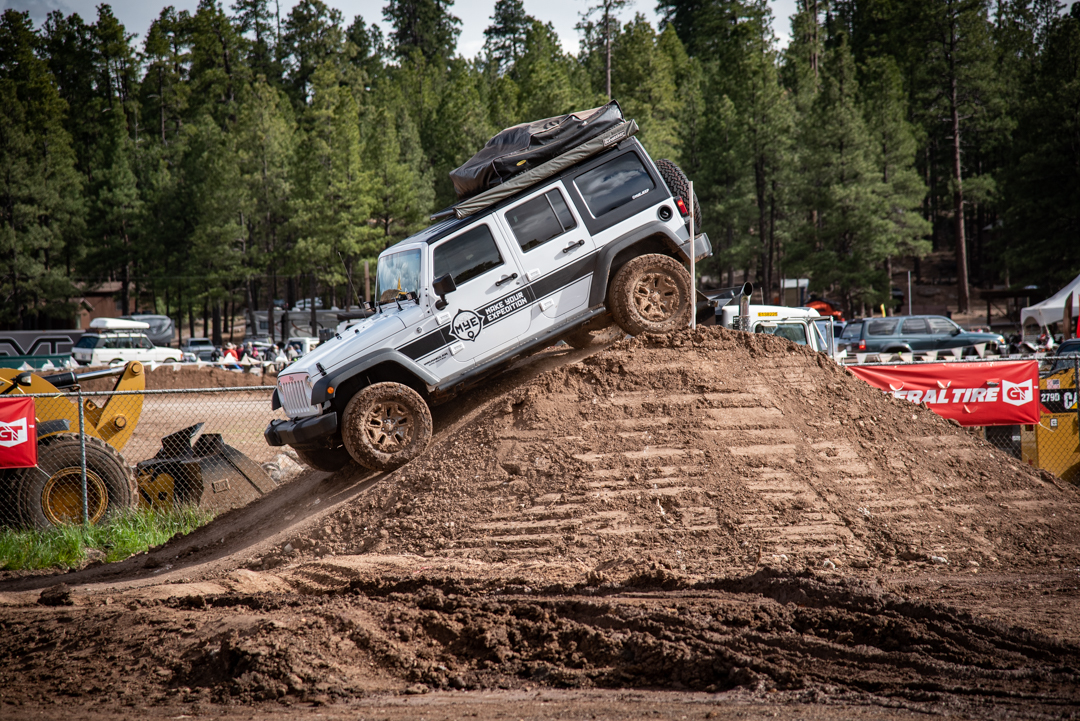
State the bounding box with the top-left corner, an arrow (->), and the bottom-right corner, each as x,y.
0,418 -> 28,447
450,310 -> 483,342
1002,379 -> 1033,407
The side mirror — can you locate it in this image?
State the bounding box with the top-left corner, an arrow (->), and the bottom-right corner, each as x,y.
951,327 -> 962,336
433,274 -> 457,310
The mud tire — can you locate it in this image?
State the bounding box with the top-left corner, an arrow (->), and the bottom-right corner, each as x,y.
609,254 -> 693,336
292,442 -> 354,473
341,383 -> 433,472
654,159 -> 701,230
15,434 -> 136,529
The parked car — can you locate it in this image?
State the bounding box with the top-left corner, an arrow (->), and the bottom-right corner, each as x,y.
292,298 -> 324,311
180,337 -> 216,361
838,315 -> 1006,355
72,318 -> 182,366
1047,338 -> 1080,374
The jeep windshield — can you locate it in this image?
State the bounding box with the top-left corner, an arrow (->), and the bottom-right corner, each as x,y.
376,249 -> 421,304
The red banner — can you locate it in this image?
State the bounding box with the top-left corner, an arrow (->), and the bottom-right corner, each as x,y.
0,397 -> 37,468
849,361 -> 1040,426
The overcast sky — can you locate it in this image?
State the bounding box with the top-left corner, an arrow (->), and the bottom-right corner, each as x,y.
3,0 -> 802,56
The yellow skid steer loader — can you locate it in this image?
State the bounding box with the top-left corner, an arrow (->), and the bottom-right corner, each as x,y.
0,362 -> 274,529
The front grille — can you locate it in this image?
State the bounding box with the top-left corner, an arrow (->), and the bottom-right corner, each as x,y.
278,373 -> 319,418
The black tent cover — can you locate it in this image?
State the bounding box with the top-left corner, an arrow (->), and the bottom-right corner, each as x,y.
450,101 -> 625,201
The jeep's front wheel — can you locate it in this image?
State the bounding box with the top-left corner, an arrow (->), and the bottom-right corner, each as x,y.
609,254 -> 693,336
341,383 -> 433,471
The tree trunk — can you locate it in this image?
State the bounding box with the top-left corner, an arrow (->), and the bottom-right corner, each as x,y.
310,273 -> 317,338
947,15 -> 970,313
202,297 -> 210,340
212,301 -> 222,347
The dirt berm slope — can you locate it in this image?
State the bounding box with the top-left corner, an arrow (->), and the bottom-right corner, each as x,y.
270,325 -> 1080,578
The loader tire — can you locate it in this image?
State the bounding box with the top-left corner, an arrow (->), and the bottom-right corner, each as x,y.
16,434 -> 136,529
292,442 -> 354,473
341,383 -> 432,472
609,254 -> 693,337
654,159 -> 701,230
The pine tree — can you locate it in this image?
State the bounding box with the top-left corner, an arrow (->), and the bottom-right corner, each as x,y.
576,0 -> 630,100
383,0 -> 461,61
611,16 -> 681,163
790,37 -> 906,316
281,0 -> 345,106
484,0 -> 531,74
0,9 -> 84,328
365,100 -> 435,247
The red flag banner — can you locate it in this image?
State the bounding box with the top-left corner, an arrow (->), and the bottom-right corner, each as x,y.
849,361 -> 1040,426
0,397 -> 37,468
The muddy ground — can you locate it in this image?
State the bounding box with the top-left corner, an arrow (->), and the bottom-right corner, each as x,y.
2,327 -> 1079,720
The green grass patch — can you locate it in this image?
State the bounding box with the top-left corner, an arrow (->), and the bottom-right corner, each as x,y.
0,506 -> 215,571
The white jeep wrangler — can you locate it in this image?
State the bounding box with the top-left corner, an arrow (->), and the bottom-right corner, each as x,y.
265,107 -> 711,472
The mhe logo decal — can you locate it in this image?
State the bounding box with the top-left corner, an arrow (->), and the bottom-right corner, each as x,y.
450,310 -> 483,342
1001,379 -> 1033,407
0,418 -> 28,447
449,291 -> 531,342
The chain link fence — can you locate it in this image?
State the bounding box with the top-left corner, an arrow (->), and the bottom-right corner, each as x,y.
983,354 -> 1080,484
0,386 -> 300,530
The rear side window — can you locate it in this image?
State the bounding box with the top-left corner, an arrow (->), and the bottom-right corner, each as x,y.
866,319 -> 899,336
840,322 -> 862,340
574,153 -> 655,218
900,318 -> 929,334
75,336 -> 104,349
505,189 -> 576,252
433,224 -> 504,286
929,317 -> 958,335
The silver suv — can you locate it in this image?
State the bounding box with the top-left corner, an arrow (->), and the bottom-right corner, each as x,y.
265,122 -> 711,472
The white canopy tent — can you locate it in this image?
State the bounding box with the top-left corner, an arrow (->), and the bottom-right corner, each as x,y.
1020,273 -> 1080,328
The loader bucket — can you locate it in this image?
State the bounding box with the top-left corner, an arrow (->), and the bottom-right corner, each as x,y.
136,423 -> 277,513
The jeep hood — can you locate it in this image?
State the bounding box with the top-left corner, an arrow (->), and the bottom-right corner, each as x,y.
283,311 -> 408,378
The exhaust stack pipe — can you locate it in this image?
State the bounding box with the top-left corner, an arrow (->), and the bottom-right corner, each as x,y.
739,282 -> 753,332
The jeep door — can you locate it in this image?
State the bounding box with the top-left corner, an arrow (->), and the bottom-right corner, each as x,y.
428,221 -> 528,368
497,183 -> 595,330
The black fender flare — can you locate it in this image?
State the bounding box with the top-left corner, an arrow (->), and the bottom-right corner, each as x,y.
309,350 -> 439,406
883,344 -> 913,354
588,221 -> 693,307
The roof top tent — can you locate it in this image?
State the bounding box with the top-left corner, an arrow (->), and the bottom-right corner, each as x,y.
432,101 -> 638,222
89,317 -> 150,330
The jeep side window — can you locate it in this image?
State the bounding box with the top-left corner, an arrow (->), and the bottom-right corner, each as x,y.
505,189 -> 576,252
433,224 -> 504,286
574,153 -> 655,218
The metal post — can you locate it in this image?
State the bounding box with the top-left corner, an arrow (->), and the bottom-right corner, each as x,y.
907,271 -> 912,316
77,387 -> 87,525
689,181 -> 696,330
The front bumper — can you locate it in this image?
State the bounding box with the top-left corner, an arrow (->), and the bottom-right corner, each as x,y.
264,413 -> 339,447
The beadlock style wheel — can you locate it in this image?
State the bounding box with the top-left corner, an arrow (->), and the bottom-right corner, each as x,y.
341,383 -> 433,472
609,254 -> 693,336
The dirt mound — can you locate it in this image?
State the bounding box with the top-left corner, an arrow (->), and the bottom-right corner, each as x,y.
279,326 -> 1080,575
78,363 -> 275,391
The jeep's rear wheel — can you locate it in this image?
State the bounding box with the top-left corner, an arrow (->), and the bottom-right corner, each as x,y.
655,159 -> 701,230
341,383 -> 433,471
609,254 -> 693,336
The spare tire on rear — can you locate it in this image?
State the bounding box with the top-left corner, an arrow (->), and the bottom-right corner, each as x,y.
654,159 -> 702,231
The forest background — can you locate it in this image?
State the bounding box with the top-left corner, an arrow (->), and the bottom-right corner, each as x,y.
1,0 -> 1078,340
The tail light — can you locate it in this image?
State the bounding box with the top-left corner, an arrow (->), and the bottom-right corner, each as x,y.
858,340 -> 866,351
674,197 -> 689,217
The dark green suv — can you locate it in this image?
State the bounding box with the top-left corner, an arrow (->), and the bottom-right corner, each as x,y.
838,315 -> 1005,355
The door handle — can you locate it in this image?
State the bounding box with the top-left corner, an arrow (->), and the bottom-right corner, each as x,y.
495,272 -> 518,287
563,239 -> 586,253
